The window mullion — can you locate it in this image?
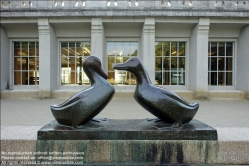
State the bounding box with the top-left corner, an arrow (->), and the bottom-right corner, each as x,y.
216,42 -> 218,86
67,42 -> 69,85
169,42 -> 171,85
20,42 -> 22,85
162,42 -> 164,85
177,42 -> 179,85
74,43 -> 76,85
224,42 -> 227,86
27,42 -> 30,85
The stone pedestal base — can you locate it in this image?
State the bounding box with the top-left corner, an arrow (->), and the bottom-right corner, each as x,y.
38,119 -> 217,140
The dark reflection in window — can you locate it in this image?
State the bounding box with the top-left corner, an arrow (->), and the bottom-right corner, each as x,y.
155,42 -> 186,85
208,42 -> 234,86
13,42 -> 39,85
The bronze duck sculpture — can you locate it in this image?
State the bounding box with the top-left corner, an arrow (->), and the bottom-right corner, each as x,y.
114,57 -> 199,127
51,56 -> 115,128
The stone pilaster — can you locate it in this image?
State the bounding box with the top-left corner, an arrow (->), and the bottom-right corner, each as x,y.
0,26 -> 10,93
91,18 -> 105,69
141,18 -> 155,84
189,18 -> 210,99
237,25 -> 249,99
38,18 -> 57,98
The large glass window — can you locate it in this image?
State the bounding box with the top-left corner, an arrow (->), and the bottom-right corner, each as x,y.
61,42 -> 91,85
14,42 -> 39,85
107,42 -> 138,85
208,42 -> 234,86
155,42 -> 185,85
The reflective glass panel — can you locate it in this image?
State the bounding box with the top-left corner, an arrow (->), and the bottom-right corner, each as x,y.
155,57 -> 162,71
208,42 -> 234,86
61,42 -> 90,85
218,57 -> 225,71
226,72 -> 233,86
163,72 -> 170,85
155,42 -> 186,85
178,71 -> 185,85
13,42 -> 39,85
163,42 -> 170,56
69,42 -> 75,56
211,57 -> 217,71
107,42 -> 138,85
29,57 -> 36,70
163,57 -> 170,71
171,42 -> 177,56
178,57 -> 185,69
211,43 -> 217,56
226,42 -> 233,56
155,72 -> 162,85
14,72 -> 21,85
29,42 -> 36,56
130,42 -> 138,56
226,57 -> 233,71
218,42 -> 225,56
14,42 -> 20,56
21,57 -> 28,70
22,71 -> 28,85
155,42 -> 162,56
218,72 -> 225,86
21,42 -> 28,56
179,42 -> 185,56
108,72 -> 115,85
29,71 -> 39,85
14,57 -> 21,70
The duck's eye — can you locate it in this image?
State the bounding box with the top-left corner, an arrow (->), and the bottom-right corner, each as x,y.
130,59 -> 134,62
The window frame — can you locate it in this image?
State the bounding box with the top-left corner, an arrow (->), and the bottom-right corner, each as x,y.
155,38 -> 189,90
11,39 -> 39,90
208,38 -> 237,90
58,39 -> 91,88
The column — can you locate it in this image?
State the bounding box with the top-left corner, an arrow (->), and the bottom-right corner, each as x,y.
38,18 -> 57,98
189,18 -> 210,99
141,18 -> 155,84
237,25 -> 249,99
91,18 -> 105,70
0,26 -> 10,93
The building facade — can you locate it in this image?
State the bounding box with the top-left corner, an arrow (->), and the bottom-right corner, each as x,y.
1,0 -> 249,99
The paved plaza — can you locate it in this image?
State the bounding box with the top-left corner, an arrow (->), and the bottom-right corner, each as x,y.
1,98 -> 249,141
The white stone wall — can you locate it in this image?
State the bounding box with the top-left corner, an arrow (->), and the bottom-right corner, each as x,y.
1,1 -> 249,98
0,26 -> 10,93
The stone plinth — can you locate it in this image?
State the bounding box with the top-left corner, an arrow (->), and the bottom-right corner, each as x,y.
37,119 -> 217,140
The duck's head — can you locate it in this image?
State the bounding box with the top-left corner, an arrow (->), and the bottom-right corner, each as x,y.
114,57 -> 141,72
83,56 -> 107,79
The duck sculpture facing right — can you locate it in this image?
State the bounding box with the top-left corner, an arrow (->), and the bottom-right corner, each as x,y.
114,58 -> 199,127
51,56 -> 115,128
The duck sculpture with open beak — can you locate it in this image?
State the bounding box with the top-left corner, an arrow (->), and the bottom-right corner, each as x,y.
114,57 -> 199,127
51,56 -> 115,128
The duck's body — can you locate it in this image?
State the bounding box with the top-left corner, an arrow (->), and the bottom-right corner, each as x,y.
51,56 -> 114,128
114,58 -> 199,127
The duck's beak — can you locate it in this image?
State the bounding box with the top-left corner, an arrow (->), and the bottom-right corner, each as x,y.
114,63 -> 128,70
97,67 -> 108,80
